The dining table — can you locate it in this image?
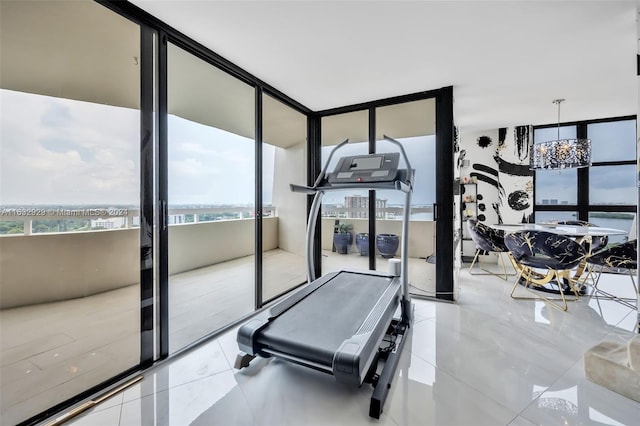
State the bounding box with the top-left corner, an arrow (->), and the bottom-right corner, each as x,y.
490,223 -> 628,293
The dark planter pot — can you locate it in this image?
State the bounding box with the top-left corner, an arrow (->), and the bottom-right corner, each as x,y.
333,232 -> 352,254
376,234 -> 399,258
356,233 -> 369,256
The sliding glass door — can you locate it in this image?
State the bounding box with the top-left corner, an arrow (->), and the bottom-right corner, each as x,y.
320,110 -> 370,274
262,94 -> 307,301
166,42 -> 256,353
0,1 -> 142,423
315,97 -> 444,299
375,99 -> 437,296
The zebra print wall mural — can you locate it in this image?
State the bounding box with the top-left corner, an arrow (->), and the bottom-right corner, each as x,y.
456,125 -> 534,259
497,125 -> 534,224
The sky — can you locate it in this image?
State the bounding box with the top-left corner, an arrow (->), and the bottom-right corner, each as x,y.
1,89 -> 139,205
167,114 -> 275,205
2,88 -> 632,209
321,136 -> 436,206
0,88 -> 435,208
533,120 -> 637,206
0,89 -> 274,206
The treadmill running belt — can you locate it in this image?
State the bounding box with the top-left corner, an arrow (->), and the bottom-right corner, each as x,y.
258,271 -> 395,367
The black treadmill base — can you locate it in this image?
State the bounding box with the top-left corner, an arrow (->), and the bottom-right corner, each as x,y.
366,319 -> 410,419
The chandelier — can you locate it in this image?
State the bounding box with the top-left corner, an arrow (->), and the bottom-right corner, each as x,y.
530,99 -> 592,170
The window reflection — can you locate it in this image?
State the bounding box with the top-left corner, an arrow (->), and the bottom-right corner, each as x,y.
167,41 -> 255,354
533,118 -> 637,229
320,111 -> 369,273
589,165 -> 636,205
589,119 -> 636,163
535,169 -> 577,205
262,94 -> 307,301
534,211 -> 578,223
0,1 -> 141,423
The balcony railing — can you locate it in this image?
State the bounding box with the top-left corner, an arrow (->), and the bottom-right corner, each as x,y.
0,205 -> 433,235
0,206 -> 277,235
0,205 -> 435,308
321,206 -> 434,220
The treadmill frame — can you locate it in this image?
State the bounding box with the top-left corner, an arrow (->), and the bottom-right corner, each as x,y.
235,136 -> 414,419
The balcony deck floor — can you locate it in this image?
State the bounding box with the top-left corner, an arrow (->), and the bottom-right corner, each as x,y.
0,248 -> 434,425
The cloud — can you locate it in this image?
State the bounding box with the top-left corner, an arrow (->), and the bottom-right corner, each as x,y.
1,89 -> 139,205
40,137 -> 95,161
40,102 -> 73,127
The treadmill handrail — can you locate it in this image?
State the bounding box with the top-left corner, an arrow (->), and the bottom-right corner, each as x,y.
382,134 -> 413,190
313,138 -> 349,188
303,137 -> 414,192
290,176 -> 412,195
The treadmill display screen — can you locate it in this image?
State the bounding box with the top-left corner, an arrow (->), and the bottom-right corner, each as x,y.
350,156 -> 382,170
327,152 -> 400,184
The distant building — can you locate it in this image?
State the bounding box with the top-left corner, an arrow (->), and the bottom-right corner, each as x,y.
344,195 -> 387,219
168,214 -> 186,224
321,204 -> 342,218
541,199 -> 563,206
90,217 -> 126,229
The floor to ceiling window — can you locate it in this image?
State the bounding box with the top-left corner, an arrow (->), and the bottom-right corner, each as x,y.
534,117 -> 637,244
166,42 -> 256,353
0,1 -> 142,424
262,94 -> 308,302
0,1 -> 454,422
375,99 -> 437,296
320,110 -> 370,273
316,97 -> 441,297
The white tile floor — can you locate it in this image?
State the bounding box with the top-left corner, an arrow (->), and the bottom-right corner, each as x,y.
63,268 -> 639,426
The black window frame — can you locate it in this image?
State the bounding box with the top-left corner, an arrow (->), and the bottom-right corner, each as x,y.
533,115 -> 637,221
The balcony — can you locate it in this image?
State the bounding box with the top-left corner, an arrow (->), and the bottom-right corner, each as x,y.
0,206 -> 435,425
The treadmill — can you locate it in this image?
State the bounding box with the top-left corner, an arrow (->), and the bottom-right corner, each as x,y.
235,136 -> 413,418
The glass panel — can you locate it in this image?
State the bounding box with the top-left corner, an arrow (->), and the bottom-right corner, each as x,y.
167,43 -> 255,353
0,2 -> 141,424
589,119 -> 636,163
534,125 -> 578,205
535,169 -> 577,205
589,165 -> 636,205
376,99 -> 437,297
262,94 -> 307,301
534,211 -> 578,223
534,125 -> 576,143
320,110 -> 369,274
588,212 -> 635,245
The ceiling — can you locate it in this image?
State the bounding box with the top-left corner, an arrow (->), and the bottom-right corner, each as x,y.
129,0 -> 638,132
1,0 -> 141,110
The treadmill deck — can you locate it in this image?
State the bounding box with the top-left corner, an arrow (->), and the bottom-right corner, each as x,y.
257,270 -> 397,367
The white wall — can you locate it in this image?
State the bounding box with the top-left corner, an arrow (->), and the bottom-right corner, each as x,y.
458,129 -> 500,258
0,229 -> 139,309
457,126 -> 534,258
320,218 -> 435,258
272,141 -> 307,255
497,126 -> 534,224
0,218 -> 278,309
168,217 -> 277,275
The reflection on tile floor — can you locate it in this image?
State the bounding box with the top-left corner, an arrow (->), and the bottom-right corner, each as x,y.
65,269 -> 639,426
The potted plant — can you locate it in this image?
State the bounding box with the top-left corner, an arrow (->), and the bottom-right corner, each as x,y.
376,233 -> 399,258
356,232 -> 369,256
333,222 -> 353,254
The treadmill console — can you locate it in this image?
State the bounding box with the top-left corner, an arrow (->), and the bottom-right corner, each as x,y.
327,152 -> 400,184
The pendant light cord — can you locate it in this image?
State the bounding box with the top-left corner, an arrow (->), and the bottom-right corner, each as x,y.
553,98 -> 565,140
